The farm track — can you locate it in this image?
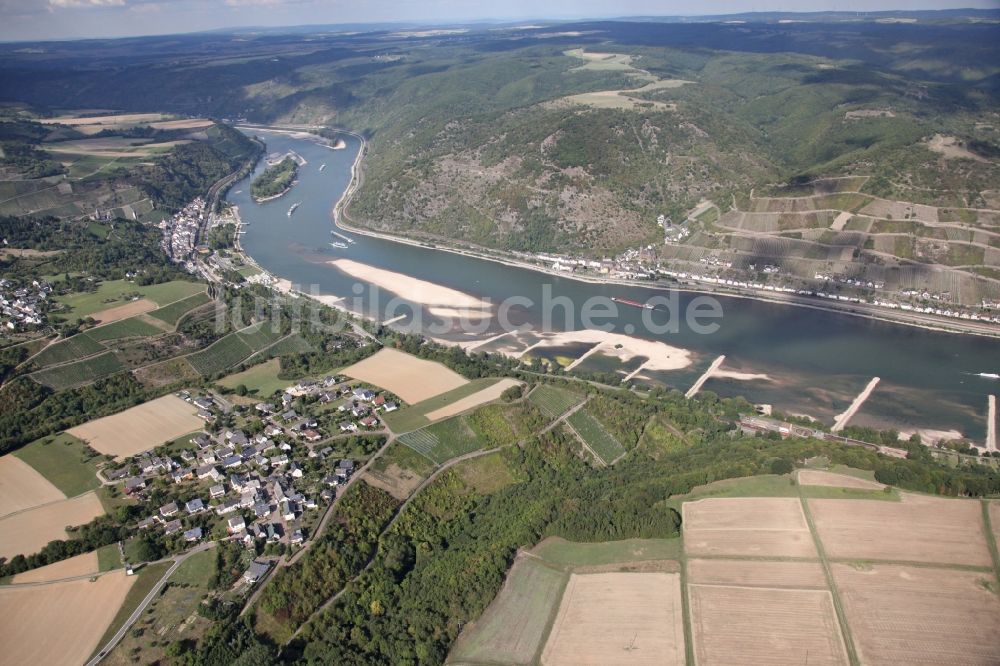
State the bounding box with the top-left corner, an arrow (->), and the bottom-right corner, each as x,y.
13,289 -> 214,391
86,542 -> 216,666
797,495 -> 860,666
239,436 -> 396,617
279,396 -> 587,646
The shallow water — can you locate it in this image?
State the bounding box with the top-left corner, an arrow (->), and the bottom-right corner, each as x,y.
233,130 -> 1000,441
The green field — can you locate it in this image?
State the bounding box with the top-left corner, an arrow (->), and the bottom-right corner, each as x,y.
450,534 -> 684,664
90,561 -> 172,662
86,316 -> 164,341
398,415 -> 484,464
262,333 -> 313,355
244,334 -> 315,365
31,351 -> 124,390
96,543 -> 122,571
465,404 -> 521,449
169,548 -> 217,587
664,472 -> 898,512
147,291 -> 212,326
528,384 -> 583,418
56,279 -> 205,318
381,378 -> 503,433
453,451 -> 521,495
185,333 -> 253,376
448,556 -> 567,666
13,432 -> 102,497
217,358 -> 292,397
531,536 -> 682,568
236,322 -> 286,352
371,441 -> 438,478
566,409 -> 626,464
32,334 -> 105,367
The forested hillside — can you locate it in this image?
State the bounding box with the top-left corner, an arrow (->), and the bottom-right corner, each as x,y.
0,115 -> 260,221
1,18 -> 996,255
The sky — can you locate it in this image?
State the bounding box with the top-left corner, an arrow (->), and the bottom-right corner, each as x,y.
0,0 -> 996,41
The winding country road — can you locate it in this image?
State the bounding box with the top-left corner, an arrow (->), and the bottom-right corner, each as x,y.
86,542 -> 216,666
281,390 -> 588,645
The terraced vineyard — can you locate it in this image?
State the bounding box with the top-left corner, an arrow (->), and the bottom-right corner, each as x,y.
397,429 -> 440,461
147,291 -> 211,326
529,385 -> 583,418
236,322 -> 286,351
567,410 -> 626,464
86,317 -> 164,341
31,352 -> 125,390
32,335 -> 105,367
185,333 -> 254,376
245,334 -> 314,364
397,416 -> 487,464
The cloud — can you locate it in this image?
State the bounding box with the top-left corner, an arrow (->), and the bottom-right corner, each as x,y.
49,0 -> 126,7
223,0 -> 288,5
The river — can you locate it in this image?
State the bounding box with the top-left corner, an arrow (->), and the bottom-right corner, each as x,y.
232,129 -> 1000,443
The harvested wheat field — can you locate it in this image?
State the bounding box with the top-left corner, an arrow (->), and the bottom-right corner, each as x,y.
797,469 -> 884,490
0,570 -> 134,665
341,348 -> 468,404
990,501 -> 1000,545
425,379 -> 521,421
687,559 -> 827,589
0,491 -> 105,559
68,394 -> 202,460
0,454 -> 64,517
689,584 -> 848,666
12,551 -> 99,584
833,563 -> 1000,665
682,498 -> 817,558
149,118 -> 213,130
449,556 -> 567,665
541,572 -> 684,666
808,494 -> 991,566
90,298 -> 157,324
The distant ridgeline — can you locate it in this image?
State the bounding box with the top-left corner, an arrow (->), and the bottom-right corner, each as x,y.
251,156 -> 297,201
0,20 -> 996,249
0,115 -> 260,221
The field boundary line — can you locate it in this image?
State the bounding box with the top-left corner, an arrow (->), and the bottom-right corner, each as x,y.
87,542 -> 215,666
798,496 -> 859,666
679,551 -> 695,666
281,392 -> 587,645
1,568 -> 114,588
825,557 -> 994,572
981,500 -> 1000,591
563,418 -> 607,466
682,527 -> 812,532
687,581 -> 832,593
0,487 -> 103,521
529,560 -> 571,666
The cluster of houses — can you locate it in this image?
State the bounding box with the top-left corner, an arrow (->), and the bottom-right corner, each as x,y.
123,424 -> 357,551
279,375 -> 398,434
110,377 -> 401,566
0,277 -> 48,330
816,273 -> 886,290
523,247 -> 661,281
159,197 -> 205,262
505,201 -> 998,325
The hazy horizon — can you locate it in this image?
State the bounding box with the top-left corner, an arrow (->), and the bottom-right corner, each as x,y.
0,0 -> 997,42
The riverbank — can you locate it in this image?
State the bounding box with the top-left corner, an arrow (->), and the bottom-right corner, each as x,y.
321,127 -> 999,340
251,187 -> 293,204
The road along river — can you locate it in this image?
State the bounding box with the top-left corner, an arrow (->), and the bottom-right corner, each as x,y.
232,129 -> 1000,444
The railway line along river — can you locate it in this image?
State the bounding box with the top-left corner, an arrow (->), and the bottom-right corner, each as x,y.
232,128 -> 1000,444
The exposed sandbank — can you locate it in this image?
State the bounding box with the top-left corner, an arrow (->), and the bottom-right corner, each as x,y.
329,258 -> 491,318
519,329 -> 692,372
